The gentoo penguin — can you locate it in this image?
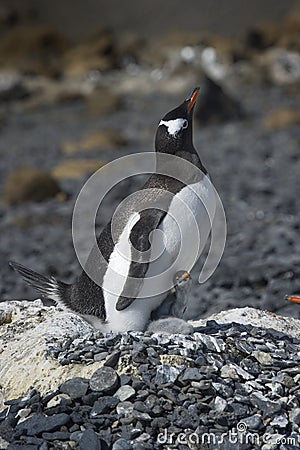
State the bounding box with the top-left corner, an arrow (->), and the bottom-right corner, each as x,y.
9,87 -> 216,333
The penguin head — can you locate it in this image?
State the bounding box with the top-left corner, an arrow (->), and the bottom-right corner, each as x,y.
155,87 -> 199,154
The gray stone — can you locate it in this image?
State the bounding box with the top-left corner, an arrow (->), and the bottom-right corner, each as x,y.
289,408 -> 300,425
41,431 -> 70,441
270,415 -> 289,428
155,365 -> 185,384
220,364 -> 239,380
46,393 -> 72,408
272,372 -> 295,388
114,385 -> 136,401
213,396 -> 227,413
112,438 -> 133,450
60,377 -> 88,399
240,414 -> 263,430
181,368 -> 202,382
116,401 -> 134,416
78,429 -> 102,450
250,392 -> 282,418
16,412 -> 70,435
94,352 -> 109,362
70,431 -> 83,442
89,366 -> 119,393
90,396 -> 119,416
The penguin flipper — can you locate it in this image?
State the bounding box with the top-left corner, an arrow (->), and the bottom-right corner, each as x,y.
9,261 -> 69,305
116,208 -> 166,311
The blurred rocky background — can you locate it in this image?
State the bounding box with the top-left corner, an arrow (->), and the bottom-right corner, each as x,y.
0,0 -> 299,319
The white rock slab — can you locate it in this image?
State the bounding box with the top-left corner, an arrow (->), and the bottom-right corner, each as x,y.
0,300 -> 102,409
190,306 -> 300,338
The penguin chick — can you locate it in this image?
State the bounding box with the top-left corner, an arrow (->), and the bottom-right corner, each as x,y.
170,270 -> 191,318
151,270 -> 191,320
146,317 -> 194,335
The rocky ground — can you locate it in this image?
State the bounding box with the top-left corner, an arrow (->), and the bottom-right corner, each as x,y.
0,8 -> 300,450
1,302 -> 300,450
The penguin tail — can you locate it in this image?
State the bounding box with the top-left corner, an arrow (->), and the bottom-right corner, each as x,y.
9,261 -> 69,305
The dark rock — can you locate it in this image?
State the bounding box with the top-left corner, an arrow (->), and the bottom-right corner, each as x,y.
250,392 -> 283,418
3,168 -> 62,205
134,401 -> 150,414
64,28 -> 118,77
16,412 -> 69,435
104,351 -> 121,368
112,438 -> 133,450
41,431 -> 70,440
6,445 -> 39,450
60,377 -> 89,399
87,88 -> 122,118
78,429 -> 102,450
0,75 -> 29,102
82,392 -> 101,406
195,76 -> 245,125
241,414 -> 263,430
0,25 -> 69,77
90,396 -> 119,416
89,366 -> 119,393
181,368 -> 202,382
94,352 -> 109,362
245,22 -> 280,50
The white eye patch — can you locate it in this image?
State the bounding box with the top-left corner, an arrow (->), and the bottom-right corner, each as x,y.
159,118 -> 188,136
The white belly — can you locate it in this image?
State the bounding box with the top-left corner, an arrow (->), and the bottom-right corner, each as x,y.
142,174 -> 216,289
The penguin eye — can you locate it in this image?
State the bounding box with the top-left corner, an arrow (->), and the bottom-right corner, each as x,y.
182,119 -> 188,129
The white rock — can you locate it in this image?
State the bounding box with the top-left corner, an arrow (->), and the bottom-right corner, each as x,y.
0,300 -> 107,408
190,307 -> 300,339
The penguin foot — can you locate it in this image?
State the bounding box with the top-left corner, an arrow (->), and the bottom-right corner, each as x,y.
146,317 -> 194,335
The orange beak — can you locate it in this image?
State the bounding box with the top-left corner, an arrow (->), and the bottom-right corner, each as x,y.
187,87 -> 200,113
287,295 -> 300,304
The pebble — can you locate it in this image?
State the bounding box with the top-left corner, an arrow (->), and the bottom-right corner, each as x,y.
181,367 -> 202,382
60,378 -> 89,399
116,401 -> 134,416
213,396 -> 227,412
112,438 -> 133,450
250,392 -> 283,418
114,385 -> 136,401
94,352 -> 109,362
269,414 -> 289,428
16,412 -> 70,435
241,413 -> 263,430
154,365 -> 184,384
253,350 -> 274,365
89,366 -> 119,393
78,429 -> 102,450
90,396 -> 119,416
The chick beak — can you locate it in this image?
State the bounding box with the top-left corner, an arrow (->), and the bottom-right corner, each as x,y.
182,272 -> 191,281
